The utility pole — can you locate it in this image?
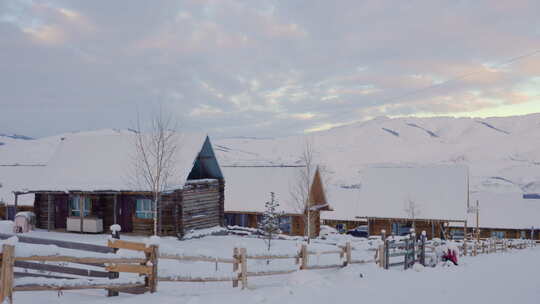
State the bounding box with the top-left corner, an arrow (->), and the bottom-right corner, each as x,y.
475,200 -> 480,241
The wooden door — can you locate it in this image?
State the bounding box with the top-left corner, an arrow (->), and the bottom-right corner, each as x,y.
119,195 -> 134,232
54,194 -> 69,229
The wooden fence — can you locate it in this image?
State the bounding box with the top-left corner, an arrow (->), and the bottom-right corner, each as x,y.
377,233 -> 537,270
159,241 -> 374,289
460,238 -> 536,256
0,235 -> 158,303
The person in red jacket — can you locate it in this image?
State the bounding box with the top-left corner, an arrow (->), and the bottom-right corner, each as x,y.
442,248 -> 458,265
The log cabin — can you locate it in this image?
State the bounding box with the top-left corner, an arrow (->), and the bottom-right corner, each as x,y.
448,191 -> 540,240
17,130 -> 224,237
223,166 -> 331,238
323,165 -> 468,239
320,185 -> 367,233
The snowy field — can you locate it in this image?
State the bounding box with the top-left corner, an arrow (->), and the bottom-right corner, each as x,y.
4,230 -> 540,304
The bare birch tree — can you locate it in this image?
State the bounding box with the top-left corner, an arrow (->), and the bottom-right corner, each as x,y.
404,197 -> 421,232
290,139 -> 316,243
133,112 -> 178,236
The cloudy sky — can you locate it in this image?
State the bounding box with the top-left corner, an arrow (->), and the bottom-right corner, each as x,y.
1,1 -> 540,138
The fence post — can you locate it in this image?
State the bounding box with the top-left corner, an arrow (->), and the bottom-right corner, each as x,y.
232,247 -> 239,288
420,231 -> 426,266
0,244 -> 15,304
411,231 -> 416,269
384,239 -> 389,270
148,245 -> 159,293
300,244 -> 308,270
345,242 -> 352,267
108,226 -> 121,297
240,248 -> 247,290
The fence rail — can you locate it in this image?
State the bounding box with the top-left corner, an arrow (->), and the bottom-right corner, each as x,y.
1,231 -> 536,302
0,236 -> 159,304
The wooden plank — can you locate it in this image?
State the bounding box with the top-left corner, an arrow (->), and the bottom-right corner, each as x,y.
13,283 -> 146,292
105,264 -> 152,275
240,248 -> 247,289
0,245 -> 15,304
246,270 -> 296,277
307,250 -> 342,255
160,254 -> 235,264
159,276 -> 233,282
349,259 -> 373,265
107,239 -> 152,253
388,261 -> 405,267
16,256 -> 147,264
14,272 -> 76,280
14,261 -> 111,278
0,233 -> 114,254
148,245 -> 158,293
300,244 -> 308,270
246,254 -> 298,260
303,264 -> 344,270
232,248 -> 239,288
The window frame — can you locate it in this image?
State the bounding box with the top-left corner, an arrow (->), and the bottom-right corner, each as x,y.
69,195 -> 91,217
135,198 -> 154,219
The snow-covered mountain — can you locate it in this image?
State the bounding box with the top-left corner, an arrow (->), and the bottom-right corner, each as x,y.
214,114 -> 540,194
1,114 -> 539,194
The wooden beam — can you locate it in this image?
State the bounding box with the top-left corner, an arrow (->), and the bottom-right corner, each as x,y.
107,239 -> 152,253
13,283 -> 145,292
14,261 -> 111,278
16,256 -> 147,264
0,233 -> 114,254
105,264 -> 152,275
0,244 -> 15,303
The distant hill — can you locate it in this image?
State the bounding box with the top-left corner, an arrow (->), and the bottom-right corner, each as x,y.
214,113 -> 540,193
1,114 -> 539,194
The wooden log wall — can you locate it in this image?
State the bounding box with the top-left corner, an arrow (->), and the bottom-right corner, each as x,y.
34,193 -> 55,229
322,219 -> 367,231
368,219 -> 393,236
160,192 -> 181,236
181,180 -> 221,235
218,179 -> 225,226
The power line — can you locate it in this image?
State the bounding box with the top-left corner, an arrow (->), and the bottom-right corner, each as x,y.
373,48 -> 540,105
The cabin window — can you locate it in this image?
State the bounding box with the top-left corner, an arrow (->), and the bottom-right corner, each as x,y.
520,231 -> 526,239
392,222 -> 412,236
136,199 -> 154,219
491,231 -> 505,239
69,195 -> 91,217
279,216 -> 292,234
225,214 -> 235,226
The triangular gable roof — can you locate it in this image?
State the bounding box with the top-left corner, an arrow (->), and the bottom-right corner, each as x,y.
309,167 -> 332,211
357,165 -> 468,222
223,166 -> 330,215
26,130 -> 212,192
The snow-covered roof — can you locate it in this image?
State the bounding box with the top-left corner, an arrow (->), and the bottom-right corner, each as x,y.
357,165 -> 468,221
320,186 -> 362,222
0,166 -> 38,205
26,130 -> 210,192
223,166 -> 316,215
466,191 -> 540,230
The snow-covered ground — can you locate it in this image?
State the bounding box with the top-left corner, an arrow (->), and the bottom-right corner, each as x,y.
4,230 -> 540,304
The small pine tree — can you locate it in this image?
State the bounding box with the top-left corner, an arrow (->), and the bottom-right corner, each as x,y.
259,192 -> 284,252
